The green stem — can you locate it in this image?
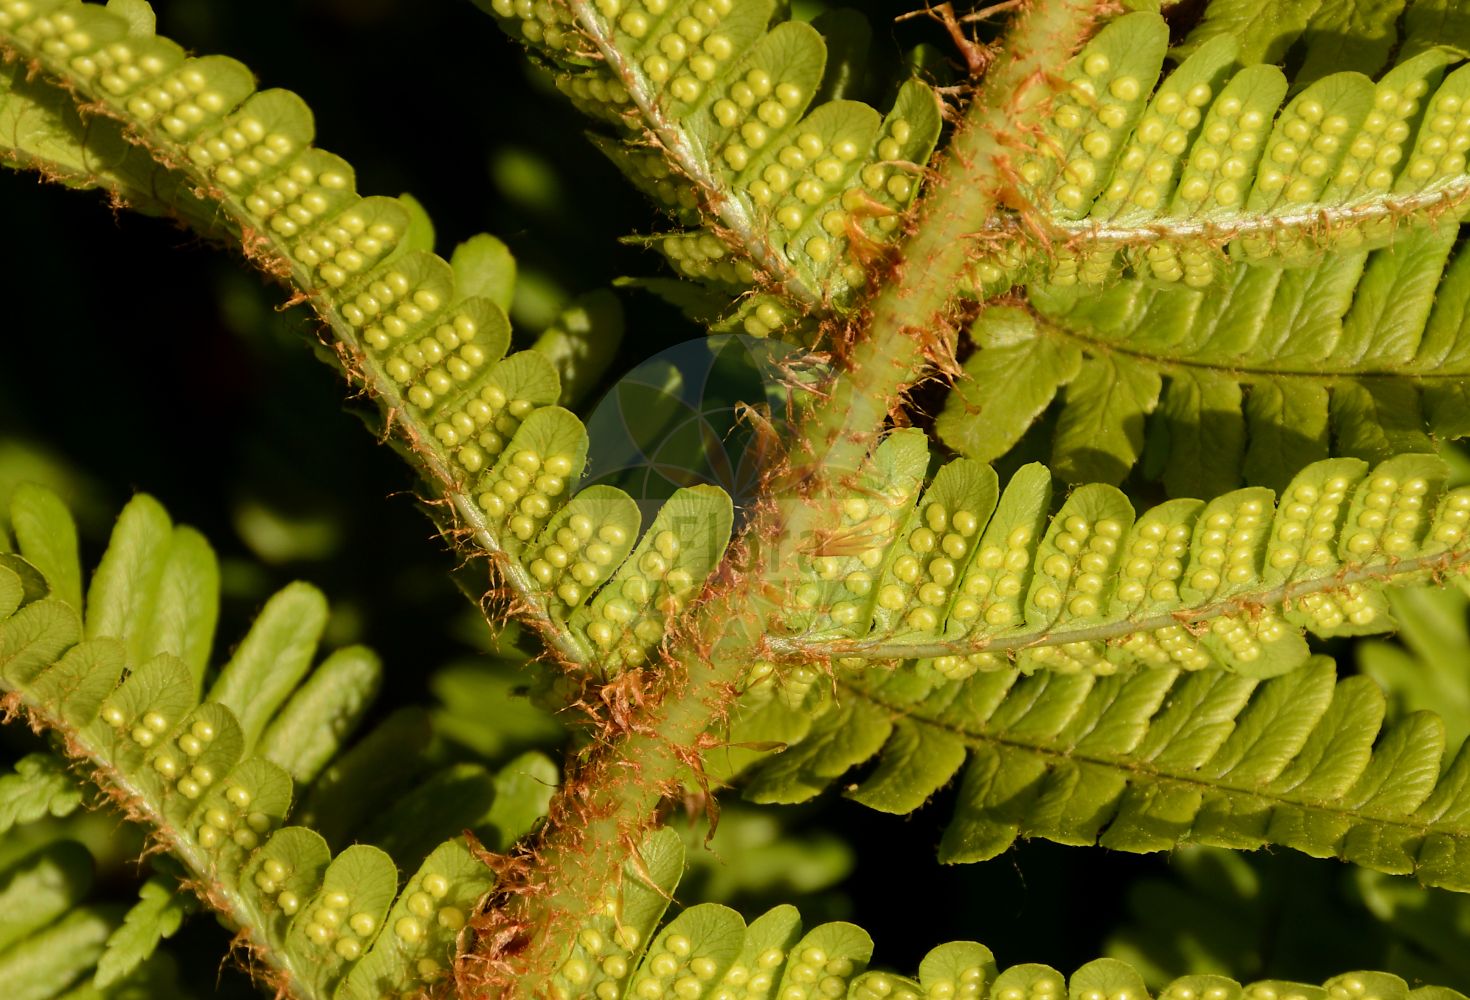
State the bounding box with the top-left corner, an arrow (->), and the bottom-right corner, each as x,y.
492,1 -> 1107,991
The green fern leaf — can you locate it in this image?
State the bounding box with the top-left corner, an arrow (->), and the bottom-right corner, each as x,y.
765,436 -> 1470,678
255,645 -> 381,785
724,654 -> 1470,890
207,581 -> 327,748
92,875 -> 192,988
0,830 -> 191,995
482,750 -> 559,850
944,224 -> 1470,491
969,20 -> 1470,290
1177,0 -> 1432,80
0,904 -> 120,1000
0,839 -> 92,953
0,753 -> 83,833
1106,844 -> 1470,990
84,494 -> 218,689
0,486 -> 500,999
549,828 -> 1470,1000
0,1 -> 741,674
478,0 -> 942,331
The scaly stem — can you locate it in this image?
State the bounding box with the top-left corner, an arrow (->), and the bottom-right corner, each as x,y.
491,1 -> 1107,992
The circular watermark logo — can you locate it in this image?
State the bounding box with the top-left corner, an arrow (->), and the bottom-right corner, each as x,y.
581,335 -> 816,524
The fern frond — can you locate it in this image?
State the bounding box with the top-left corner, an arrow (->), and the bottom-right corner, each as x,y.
544,827 -> 1470,1000
0,487 -> 494,1000
1,787 -> 195,997
763,430 -> 1470,676
477,0 -> 944,332
0,1 -> 738,673
0,752 -> 83,832
93,873 -> 194,988
0,41 -> 218,230
968,18 -> 1470,290
941,226 -> 1470,491
719,655 -> 1470,891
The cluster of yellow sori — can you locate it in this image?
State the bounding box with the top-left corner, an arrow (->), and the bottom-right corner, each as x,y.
702,77 -> 940,309
552,893 -> 650,999
850,965 -> 990,1000
520,491 -> 636,612
1019,638 -> 1113,673
384,871 -> 466,980
1267,473 -> 1358,573
1294,583 -> 1380,631
198,780 -> 275,852
181,90 -> 309,191
490,0 -> 583,53
1113,511 -> 1193,607
1253,96 -> 1362,201
145,717 -> 219,796
772,453 -> 1470,679
990,968 -> 1065,1000
1403,72 -> 1470,185
581,528 -> 697,666
299,889 -> 382,960
1120,623 -> 1216,671
549,854 -> 881,999
1343,472 -> 1440,557
614,0 -> 746,102
786,450 -> 922,635
709,945 -> 800,1000
491,0 -> 942,316
948,522 -> 1036,630
476,445 -> 578,539
969,14 -> 1470,289
626,932 -> 734,998
1204,609 -> 1285,664
1183,496 -> 1270,597
608,143 -> 703,217
554,65 -> 634,124
1031,510 -> 1127,621
661,230 -> 760,289
930,651 -> 1007,681
7,0 -> 753,659
1093,37 -> 1234,221
764,944 -> 861,1000
252,854 -> 307,918
239,149 -> 356,239
433,363 -> 557,476
879,500 -> 989,633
